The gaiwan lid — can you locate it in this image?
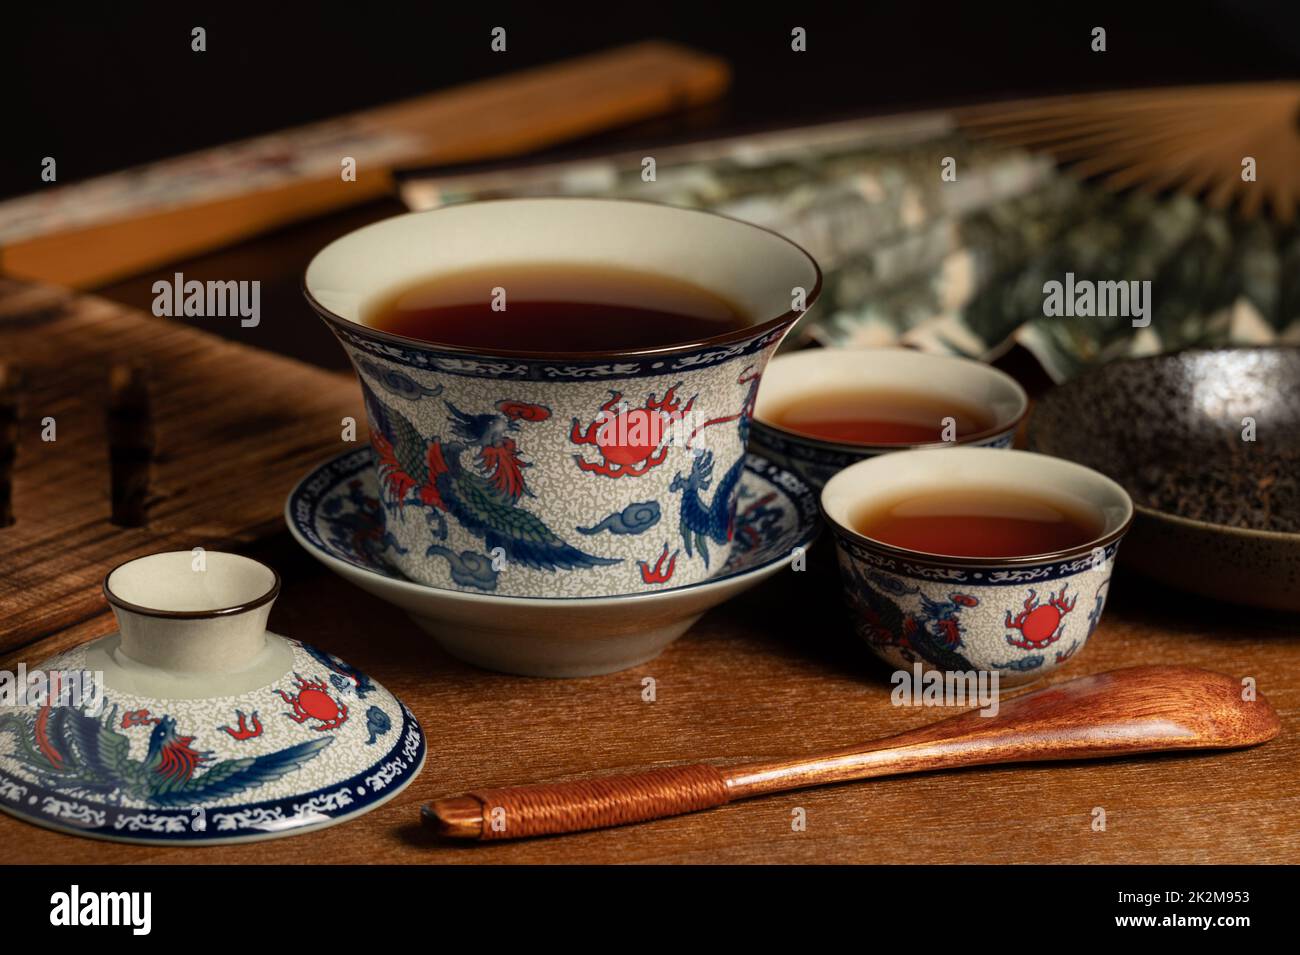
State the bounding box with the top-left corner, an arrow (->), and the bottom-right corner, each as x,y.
0,551 -> 425,845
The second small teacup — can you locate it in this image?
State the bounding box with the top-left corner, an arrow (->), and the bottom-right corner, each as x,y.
821,447 -> 1133,685
751,348 -> 1028,489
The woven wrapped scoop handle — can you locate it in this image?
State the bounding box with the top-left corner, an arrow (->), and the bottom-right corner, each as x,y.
425,764 -> 731,840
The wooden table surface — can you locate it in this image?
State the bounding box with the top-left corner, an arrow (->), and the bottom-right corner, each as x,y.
3,525 -> 1297,864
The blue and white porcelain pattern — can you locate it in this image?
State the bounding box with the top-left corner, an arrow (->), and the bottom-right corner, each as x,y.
304,198 -> 821,599
336,336 -> 783,599
0,639 -> 425,845
820,447 -> 1133,686
830,532 -> 1117,684
286,448 -> 821,676
290,448 -> 817,594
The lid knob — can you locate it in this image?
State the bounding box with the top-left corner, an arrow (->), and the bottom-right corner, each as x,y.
103,551 -> 280,673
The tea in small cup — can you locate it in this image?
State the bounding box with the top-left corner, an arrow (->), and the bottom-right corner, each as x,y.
820,447 -> 1133,685
750,348 -> 1028,488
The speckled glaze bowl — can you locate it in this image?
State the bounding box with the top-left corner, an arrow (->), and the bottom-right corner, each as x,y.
821,448 -> 1133,685
305,198 -> 820,598
750,348 -> 1028,489
0,552 -> 423,845
1029,348 -> 1300,611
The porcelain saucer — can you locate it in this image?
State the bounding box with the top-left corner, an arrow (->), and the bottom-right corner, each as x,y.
286,448 -> 820,677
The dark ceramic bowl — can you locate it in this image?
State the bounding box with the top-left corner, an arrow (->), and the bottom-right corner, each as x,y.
1028,347 -> 1300,611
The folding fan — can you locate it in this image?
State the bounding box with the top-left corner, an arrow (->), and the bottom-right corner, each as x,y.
958,83 -> 1300,222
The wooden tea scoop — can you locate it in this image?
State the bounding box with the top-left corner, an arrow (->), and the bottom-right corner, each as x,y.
423,665 -> 1280,841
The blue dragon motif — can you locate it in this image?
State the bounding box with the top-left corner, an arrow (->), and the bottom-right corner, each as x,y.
668,368 -> 761,569
301,642 -> 377,699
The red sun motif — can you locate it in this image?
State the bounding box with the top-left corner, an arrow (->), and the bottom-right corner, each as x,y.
276,674 -> 349,732
1004,586 -> 1076,650
571,386 -> 695,478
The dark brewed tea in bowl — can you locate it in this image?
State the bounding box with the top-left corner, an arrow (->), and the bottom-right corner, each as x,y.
303,198 -> 821,599
364,262 -> 751,353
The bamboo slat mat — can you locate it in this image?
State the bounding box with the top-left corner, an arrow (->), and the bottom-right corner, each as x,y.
0,279 -> 362,656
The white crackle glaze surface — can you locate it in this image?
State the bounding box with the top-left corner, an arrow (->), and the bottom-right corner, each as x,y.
345,342 -> 780,597
0,637 -> 424,844
822,447 -> 1133,684
305,198 -> 821,599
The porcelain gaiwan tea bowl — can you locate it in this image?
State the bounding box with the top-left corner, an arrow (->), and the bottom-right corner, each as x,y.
751,348 -> 1028,489
304,198 -> 820,598
0,552 -> 424,845
821,448 -> 1133,685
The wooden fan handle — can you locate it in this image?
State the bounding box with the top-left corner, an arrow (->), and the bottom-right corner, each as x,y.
424,764 -> 731,840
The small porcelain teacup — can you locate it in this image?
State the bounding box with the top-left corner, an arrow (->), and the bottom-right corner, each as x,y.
751,348 -> 1028,489
305,198 -> 820,598
821,447 -> 1133,685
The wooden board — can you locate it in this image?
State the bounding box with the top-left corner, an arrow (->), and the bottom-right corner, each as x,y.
0,41 -> 729,288
0,279 -> 363,656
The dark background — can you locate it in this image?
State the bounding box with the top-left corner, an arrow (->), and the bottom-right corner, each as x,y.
5,3 -> 1300,368
8,2 -> 1300,194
